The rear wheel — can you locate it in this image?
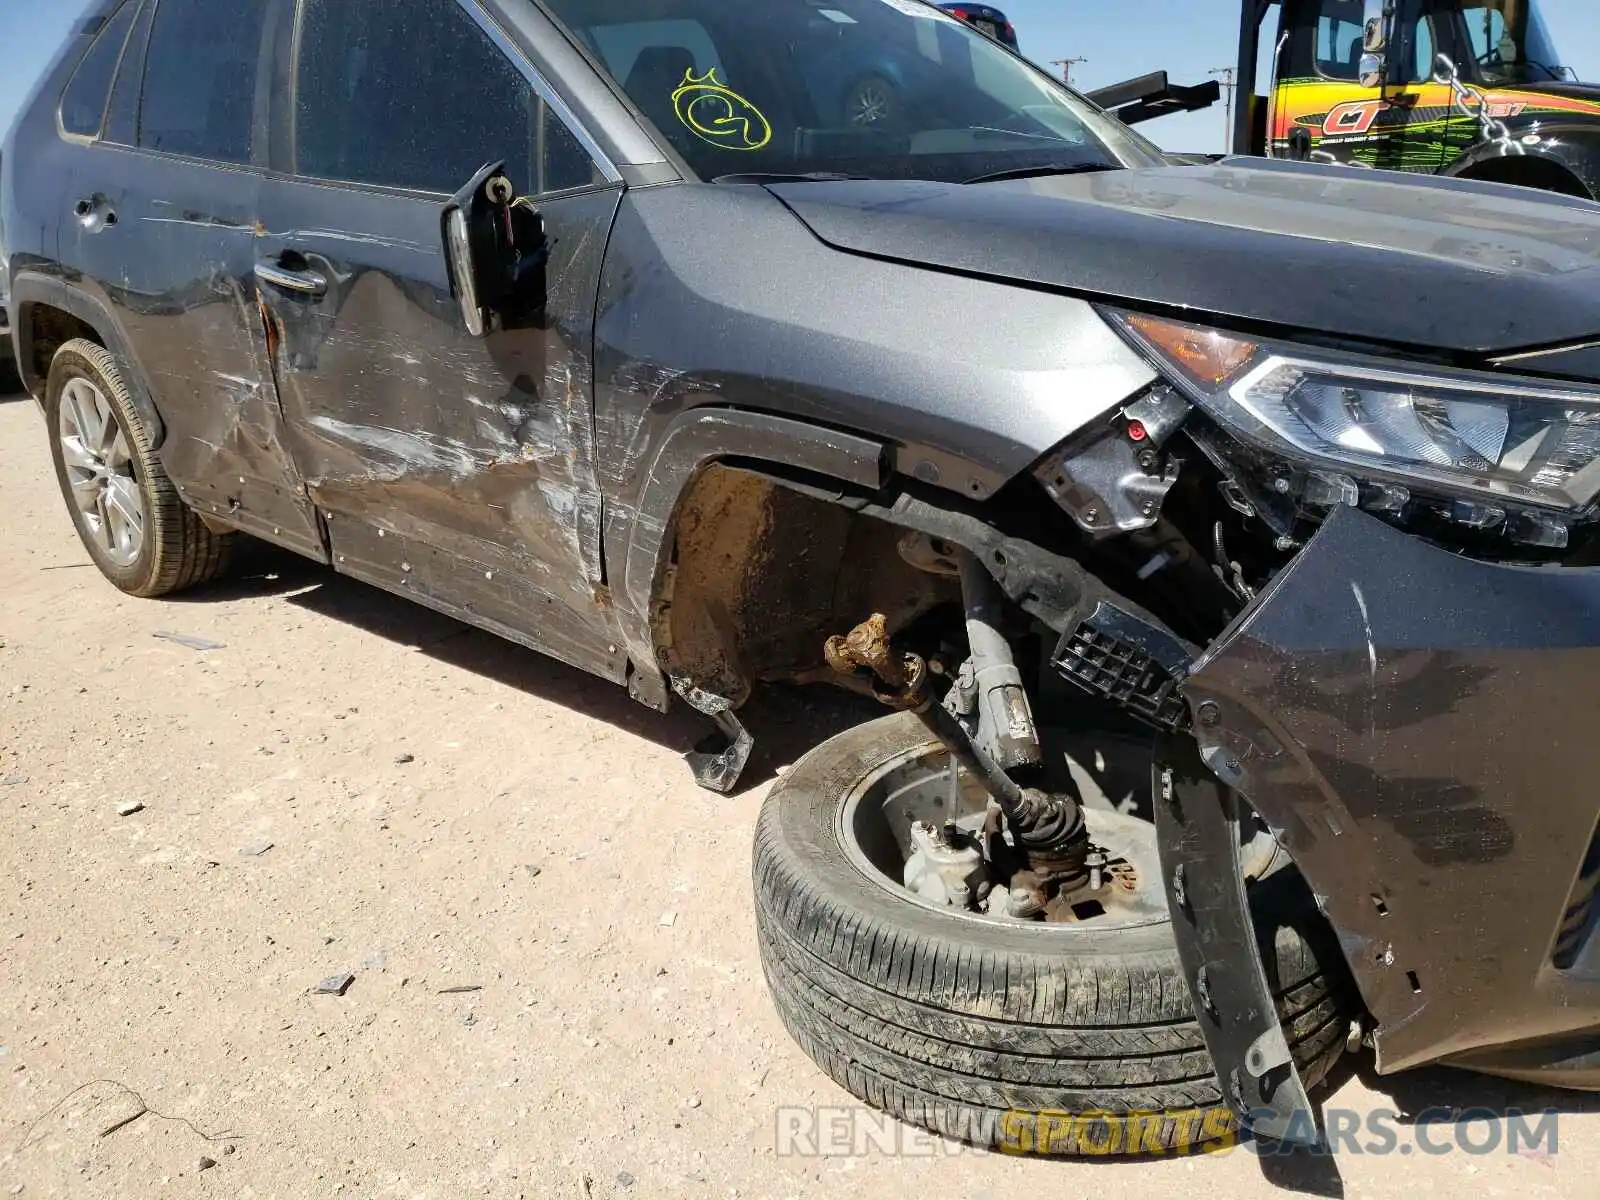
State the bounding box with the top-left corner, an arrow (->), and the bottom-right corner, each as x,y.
45,339 -> 232,597
753,711 -> 1356,1155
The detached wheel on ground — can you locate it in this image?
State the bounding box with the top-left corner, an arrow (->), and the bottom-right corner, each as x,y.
753,711 -> 1356,1156
44,338 -> 232,597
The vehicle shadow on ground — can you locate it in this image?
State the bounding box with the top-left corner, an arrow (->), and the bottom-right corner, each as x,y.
173,541 -> 880,794
1342,1049 -> 1600,1122
1110,1052 -> 1600,1198
1235,1049 -> 1600,1194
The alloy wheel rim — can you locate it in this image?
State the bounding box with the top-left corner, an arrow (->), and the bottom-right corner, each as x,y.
58,377 -> 144,567
850,83 -> 891,124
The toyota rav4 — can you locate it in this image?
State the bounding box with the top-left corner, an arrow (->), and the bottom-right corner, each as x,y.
8,0 -> 1600,1156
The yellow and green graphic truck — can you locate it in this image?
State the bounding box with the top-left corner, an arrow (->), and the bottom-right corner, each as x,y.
1231,0 -> 1600,198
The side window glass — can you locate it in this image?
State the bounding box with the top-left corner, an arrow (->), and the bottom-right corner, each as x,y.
104,0 -> 156,145
60,0 -> 140,138
540,104 -> 603,193
296,0 -> 596,197
1466,9 -> 1507,62
1409,18 -> 1438,83
139,0 -> 270,162
1313,0 -> 1368,81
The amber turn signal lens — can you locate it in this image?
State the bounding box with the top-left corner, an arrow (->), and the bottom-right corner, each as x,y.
1126,314 -> 1258,387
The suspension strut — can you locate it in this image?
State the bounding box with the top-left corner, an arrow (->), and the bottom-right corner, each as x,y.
823,613 -> 1087,875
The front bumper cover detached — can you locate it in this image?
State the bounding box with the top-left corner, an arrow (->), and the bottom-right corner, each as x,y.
1176,505 -> 1600,1120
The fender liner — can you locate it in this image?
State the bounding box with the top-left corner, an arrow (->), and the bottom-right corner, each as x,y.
611,406 -> 887,712
9,272 -> 168,448
1153,732 -> 1319,1146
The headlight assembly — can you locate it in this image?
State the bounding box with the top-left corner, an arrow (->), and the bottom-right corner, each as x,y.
1106,310 -> 1600,515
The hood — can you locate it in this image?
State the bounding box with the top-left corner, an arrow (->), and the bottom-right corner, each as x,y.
1500,81 -> 1600,105
767,158 -> 1600,358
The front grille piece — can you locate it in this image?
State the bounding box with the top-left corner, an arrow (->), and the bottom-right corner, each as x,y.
1554,821 -> 1600,970
1051,601 -> 1192,733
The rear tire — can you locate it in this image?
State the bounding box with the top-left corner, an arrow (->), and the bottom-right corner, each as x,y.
45,339 -> 232,597
753,711 -> 1356,1156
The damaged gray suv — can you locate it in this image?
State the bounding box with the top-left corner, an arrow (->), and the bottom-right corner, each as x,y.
9,0 -> 1600,1157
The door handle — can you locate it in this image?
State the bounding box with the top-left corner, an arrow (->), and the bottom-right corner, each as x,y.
255,258 -> 328,297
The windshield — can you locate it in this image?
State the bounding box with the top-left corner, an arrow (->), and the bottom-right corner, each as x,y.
1459,0 -> 1568,85
538,0 -> 1164,182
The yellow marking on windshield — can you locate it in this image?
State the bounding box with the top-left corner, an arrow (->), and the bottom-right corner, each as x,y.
671,68 -> 773,151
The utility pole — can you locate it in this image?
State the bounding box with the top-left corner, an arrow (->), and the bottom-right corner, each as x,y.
1051,57 -> 1088,87
1209,66 -> 1237,153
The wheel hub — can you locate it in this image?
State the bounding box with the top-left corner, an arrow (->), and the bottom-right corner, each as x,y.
839,740 -> 1172,930
838,737 -> 1286,930
58,377 -> 144,567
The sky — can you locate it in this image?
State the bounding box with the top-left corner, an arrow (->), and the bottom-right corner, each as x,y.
3,0 -> 1599,154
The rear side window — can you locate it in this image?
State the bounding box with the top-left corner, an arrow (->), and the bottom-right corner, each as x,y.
138,0 -> 270,162
103,0 -> 156,146
60,1 -> 140,138
296,0 -> 599,196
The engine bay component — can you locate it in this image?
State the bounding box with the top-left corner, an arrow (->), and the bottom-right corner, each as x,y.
1121,384 -> 1193,448
1033,397 -> 1185,537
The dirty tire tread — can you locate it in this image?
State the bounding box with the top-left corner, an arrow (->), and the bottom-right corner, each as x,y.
760,912 -> 1338,1064
46,339 -> 232,597
752,712 -> 1358,1156
765,942 -> 1348,1107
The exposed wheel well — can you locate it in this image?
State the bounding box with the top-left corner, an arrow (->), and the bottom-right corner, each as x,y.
655,464 -> 962,707
23,304 -> 104,390
1455,155 -> 1593,200
652,459 -> 1228,719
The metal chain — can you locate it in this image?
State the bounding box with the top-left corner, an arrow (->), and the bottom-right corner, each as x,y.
1431,52 -> 1524,156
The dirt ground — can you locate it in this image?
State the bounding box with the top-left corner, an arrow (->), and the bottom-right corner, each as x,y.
2,386 -> 1597,1199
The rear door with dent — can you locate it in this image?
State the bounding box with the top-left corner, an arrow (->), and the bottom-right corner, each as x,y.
61,0 -> 325,558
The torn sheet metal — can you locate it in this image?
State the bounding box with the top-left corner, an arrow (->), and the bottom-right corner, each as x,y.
1187,505 -> 1600,1080
254,180 -> 625,678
